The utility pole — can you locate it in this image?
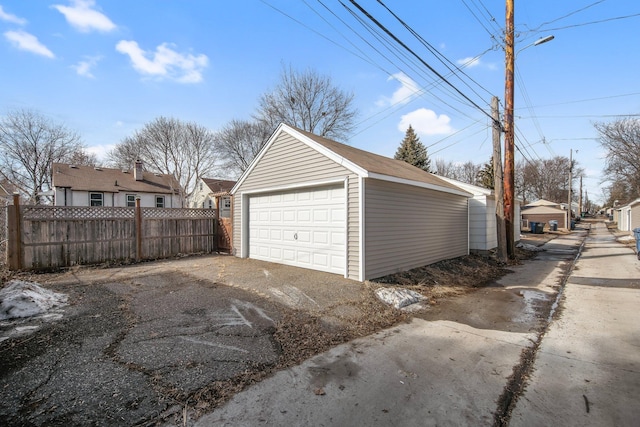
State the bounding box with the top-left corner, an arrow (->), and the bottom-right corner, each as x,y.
503,0 -> 515,257
579,175 -> 583,217
567,148 -> 573,229
492,96 -> 507,262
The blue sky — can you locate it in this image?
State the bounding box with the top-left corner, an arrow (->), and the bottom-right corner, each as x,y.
1,0 -> 639,204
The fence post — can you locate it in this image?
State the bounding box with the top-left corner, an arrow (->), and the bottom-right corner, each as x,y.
7,193 -> 22,270
135,198 -> 142,261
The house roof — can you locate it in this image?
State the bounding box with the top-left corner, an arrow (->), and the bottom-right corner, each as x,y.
0,180 -> 15,198
233,124 -> 471,198
525,199 -> 561,208
52,163 -> 180,194
202,178 -> 236,196
521,205 -> 566,215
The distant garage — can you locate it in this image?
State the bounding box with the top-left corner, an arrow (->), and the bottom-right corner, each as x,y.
248,184 -> 346,275
231,124 -> 472,281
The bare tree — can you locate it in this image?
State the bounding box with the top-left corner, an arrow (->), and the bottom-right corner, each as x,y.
434,158 -> 456,178
595,117 -> 640,201
256,65 -> 357,142
67,150 -> 99,167
106,117 -> 217,202
214,119 -> 272,177
0,109 -> 84,204
433,158 -> 481,185
457,161 -> 481,185
515,156 -> 583,204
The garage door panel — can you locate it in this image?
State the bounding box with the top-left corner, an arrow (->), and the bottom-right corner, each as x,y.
248,184 -> 345,275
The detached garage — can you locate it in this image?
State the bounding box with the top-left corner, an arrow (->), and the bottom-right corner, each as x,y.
231,124 -> 472,281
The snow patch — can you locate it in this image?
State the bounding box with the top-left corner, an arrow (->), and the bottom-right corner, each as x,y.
0,280 -> 68,321
516,242 -> 545,252
617,235 -> 635,243
375,288 -> 425,309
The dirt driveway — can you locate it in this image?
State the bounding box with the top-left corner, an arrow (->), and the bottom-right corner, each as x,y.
0,255 -> 404,426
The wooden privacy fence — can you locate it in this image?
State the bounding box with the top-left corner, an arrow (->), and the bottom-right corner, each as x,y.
6,196 -> 231,270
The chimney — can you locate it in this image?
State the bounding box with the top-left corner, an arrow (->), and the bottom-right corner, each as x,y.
134,160 -> 143,181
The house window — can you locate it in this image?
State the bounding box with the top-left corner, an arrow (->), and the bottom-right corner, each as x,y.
126,194 -> 136,207
90,192 -> 103,206
223,198 -> 231,209
208,199 -> 213,209
155,196 -> 165,208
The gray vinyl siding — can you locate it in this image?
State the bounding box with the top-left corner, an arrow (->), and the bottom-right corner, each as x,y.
363,179 -> 468,280
233,132 -> 360,280
631,203 -> 640,231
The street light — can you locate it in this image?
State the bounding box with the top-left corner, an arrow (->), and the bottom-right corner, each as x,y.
503,26 -> 555,257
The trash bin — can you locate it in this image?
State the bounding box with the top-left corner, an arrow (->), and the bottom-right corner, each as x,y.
634,228 -> 640,260
529,221 -> 537,233
549,220 -> 558,231
536,222 -> 545,234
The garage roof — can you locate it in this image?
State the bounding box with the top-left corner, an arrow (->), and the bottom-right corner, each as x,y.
233,124 -> 471,198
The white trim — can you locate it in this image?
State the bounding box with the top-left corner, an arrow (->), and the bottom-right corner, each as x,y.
241,193 -> 249,258
467,198 -> 470,254
343,177 -> 349,279
438,175 -> 493,196
358,175 -> 365,281
368,172 -> 473,198
238,177 -> 347,196
240,180 -> 349,278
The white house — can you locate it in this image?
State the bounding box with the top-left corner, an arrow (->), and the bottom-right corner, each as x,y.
188,178 -> 235,218
52,161 -> 182,208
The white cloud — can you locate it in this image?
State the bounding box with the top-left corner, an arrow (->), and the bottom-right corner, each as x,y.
399,108 -> 454,136
456,56 -> 497,71
52,0 -> 116,33
116,40 -> 208,83
86,144 -> 114,161
457,56 -> 481,68
4,30 -> 54,58
0,5 -> 27,25
377,72 -> 421,107
72,55 -> 102,78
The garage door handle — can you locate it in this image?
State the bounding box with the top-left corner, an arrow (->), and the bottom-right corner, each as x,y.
294,233 -> 298,240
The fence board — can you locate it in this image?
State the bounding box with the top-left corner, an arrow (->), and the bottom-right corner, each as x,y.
9,205 -> 228,270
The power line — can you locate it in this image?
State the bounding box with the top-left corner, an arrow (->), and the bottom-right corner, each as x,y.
377,0 -> 495,100
345,0 -> 496,125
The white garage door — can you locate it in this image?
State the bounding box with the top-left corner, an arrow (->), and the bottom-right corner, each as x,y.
249,184 -> 346,275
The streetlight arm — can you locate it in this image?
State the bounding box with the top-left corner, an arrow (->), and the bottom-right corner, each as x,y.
516,35 -> 555,56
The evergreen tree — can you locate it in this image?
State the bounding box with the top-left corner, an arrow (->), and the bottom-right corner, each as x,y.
476,157 -> 494,189
394,125 -> 431,172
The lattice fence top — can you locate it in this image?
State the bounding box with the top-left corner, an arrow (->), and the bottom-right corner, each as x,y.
22,206 -> 135,220
141,208 -> 218,219
21,206 -> 218,220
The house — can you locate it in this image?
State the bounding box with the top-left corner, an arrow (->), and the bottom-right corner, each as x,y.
189,178 -> 235,218
438,177 -> 521,253
52,161 -> 182,208
525,199 -> 561,208
0,180 -> 15,206
230,123 -> 473,281
522,199 -> 567,230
